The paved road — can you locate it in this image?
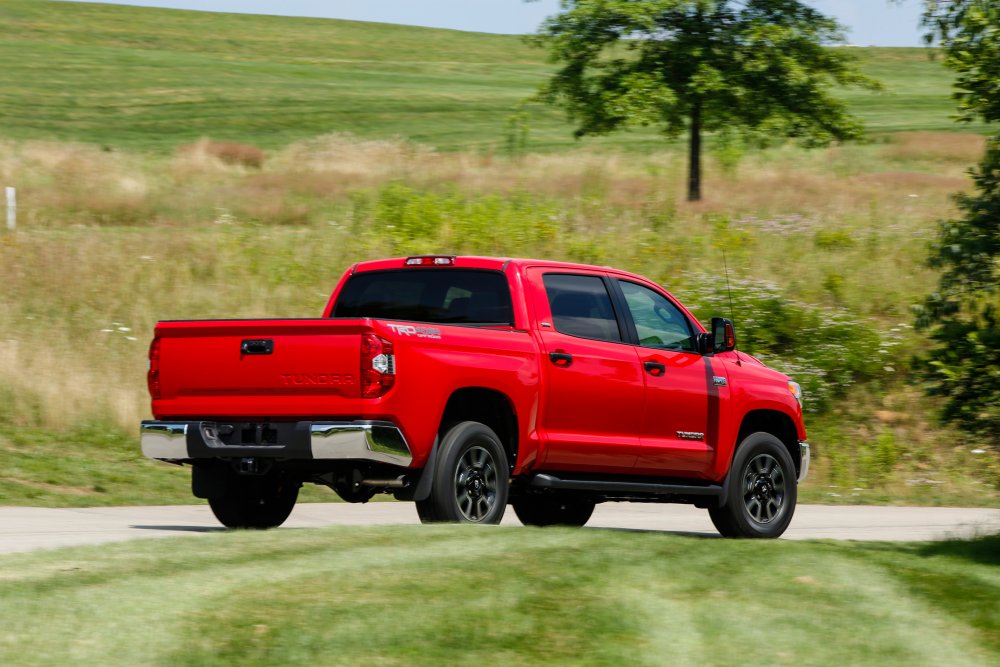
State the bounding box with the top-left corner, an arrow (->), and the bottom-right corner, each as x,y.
1,503 -> 998,554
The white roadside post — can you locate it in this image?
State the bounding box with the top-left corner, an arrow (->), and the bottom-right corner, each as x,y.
5,187 -> 14,231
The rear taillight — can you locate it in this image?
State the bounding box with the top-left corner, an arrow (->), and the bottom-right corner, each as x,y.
361,334 -> 395,398
147,337 -> 161,400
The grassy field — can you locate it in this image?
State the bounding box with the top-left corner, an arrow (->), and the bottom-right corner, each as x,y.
0,0 -> 984,153
0,526 -> 996,666
0,132 -> 996,508
0,0 -> 997,509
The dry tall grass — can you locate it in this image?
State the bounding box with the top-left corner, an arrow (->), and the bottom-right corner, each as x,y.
178,138 -> 266,169
880,131 -> 987,164
0,133 -> 974,432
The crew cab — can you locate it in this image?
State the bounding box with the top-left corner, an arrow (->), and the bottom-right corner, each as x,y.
142,255 -> 808,538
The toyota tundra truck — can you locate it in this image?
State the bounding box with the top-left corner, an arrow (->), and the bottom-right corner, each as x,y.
142,255 -> 809,538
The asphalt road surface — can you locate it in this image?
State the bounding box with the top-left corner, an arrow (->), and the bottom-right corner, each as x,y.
1,502 -> 998,554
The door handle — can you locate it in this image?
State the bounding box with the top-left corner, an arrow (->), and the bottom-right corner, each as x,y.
549,351 -> 573,367
241,339 -> 274,355
644,361 -> 666,376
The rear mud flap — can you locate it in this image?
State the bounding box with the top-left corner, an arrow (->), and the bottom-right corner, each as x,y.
396,437 -> 438,502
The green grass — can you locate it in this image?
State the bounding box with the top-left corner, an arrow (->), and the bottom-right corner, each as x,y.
0,526 -> 996,666
0,1 -> 983,152
0,423 -> 336,506
0,423 -> 189,506
0,134 -> 997,508
0,1 -> 997,509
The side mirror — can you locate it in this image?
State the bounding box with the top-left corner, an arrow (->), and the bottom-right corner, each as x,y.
711,317 -> 736,353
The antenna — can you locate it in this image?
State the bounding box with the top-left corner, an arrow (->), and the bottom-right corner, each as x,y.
722,249 -> 740,364
722,249 -> 735,323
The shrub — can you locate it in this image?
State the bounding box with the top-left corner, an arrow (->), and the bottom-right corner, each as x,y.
363,183 -> 560,256
683,275 -> 900,413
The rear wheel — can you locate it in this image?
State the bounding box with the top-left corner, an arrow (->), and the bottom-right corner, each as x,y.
512,496 -> 595,527
207,472 -> 300,529
415,421 -> 509,524
709,432 -> 797,539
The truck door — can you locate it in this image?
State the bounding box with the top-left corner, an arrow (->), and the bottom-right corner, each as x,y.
526,269 -> 643,473
614,279 -> 724,476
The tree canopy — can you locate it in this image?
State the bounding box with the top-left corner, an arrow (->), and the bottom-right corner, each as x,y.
532,0 -> 879,200
922,0 -> 1000,123
915,0 -> 1000,438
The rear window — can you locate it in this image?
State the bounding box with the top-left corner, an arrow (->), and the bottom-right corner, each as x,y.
542,273 -> 622,343
332,269 -> 514,326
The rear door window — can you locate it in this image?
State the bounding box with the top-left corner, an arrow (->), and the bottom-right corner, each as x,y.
333,269 -> 514,325
542,274 -> 622,343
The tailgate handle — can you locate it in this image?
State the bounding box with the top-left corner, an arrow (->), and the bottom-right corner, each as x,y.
241,339 -> 274,355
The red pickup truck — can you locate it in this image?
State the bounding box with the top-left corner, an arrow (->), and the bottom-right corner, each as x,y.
142,255 -> 808,538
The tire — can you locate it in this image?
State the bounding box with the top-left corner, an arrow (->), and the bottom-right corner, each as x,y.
512,496 -> 595,527
415,421 -> 509,524
709,432 -> 797,539
207,471 -> 300,529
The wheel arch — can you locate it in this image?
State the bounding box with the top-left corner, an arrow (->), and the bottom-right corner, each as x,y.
439,387 -> 519,470
735,409 -> 801,479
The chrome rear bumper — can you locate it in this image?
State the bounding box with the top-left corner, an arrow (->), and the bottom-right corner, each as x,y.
140,420 -> 412,467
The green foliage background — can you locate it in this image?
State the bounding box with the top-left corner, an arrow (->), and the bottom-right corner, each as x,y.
916,0 -> 1000,439
0,0 -> 997,507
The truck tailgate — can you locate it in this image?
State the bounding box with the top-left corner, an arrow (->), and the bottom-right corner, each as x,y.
153,319 -> 368,418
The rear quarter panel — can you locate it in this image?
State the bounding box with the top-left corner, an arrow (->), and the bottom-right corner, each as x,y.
363,320 -> 540,470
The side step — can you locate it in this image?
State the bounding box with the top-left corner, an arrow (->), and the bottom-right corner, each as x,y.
529,473 -> 724,497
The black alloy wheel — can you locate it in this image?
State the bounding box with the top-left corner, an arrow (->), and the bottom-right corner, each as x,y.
709,432 -> 797,538
742,453 -> 787,524
454,445 -> 500,521
416,421 -> 509,524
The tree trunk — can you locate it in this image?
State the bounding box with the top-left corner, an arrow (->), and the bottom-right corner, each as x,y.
687,100 -> 702,202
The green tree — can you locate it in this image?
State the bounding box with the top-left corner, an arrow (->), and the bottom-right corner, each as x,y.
915,1 -> 1000,437
531,0 -> 879,201
921,0 -> 1000,124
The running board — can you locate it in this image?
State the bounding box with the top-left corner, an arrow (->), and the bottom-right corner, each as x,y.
529,473 -> 724,497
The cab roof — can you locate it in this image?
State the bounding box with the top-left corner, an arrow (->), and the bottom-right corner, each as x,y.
352,255 -> 638,277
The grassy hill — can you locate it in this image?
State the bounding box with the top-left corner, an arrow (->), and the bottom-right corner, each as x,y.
0,0 -> 981,152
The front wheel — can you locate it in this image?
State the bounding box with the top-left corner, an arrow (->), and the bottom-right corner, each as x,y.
415,421 -> 509,524
207,471 -> 300,529
709,432 -> 797,538
512,496 -> 595,527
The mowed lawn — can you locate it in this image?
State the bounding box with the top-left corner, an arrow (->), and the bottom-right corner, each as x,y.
0,0 -> 980,152
0,526 -> 996,666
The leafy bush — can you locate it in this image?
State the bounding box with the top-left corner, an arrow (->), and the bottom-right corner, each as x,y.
364,183 -> 560,256
683,275 -> 900,413
917,138 -> 1000,439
